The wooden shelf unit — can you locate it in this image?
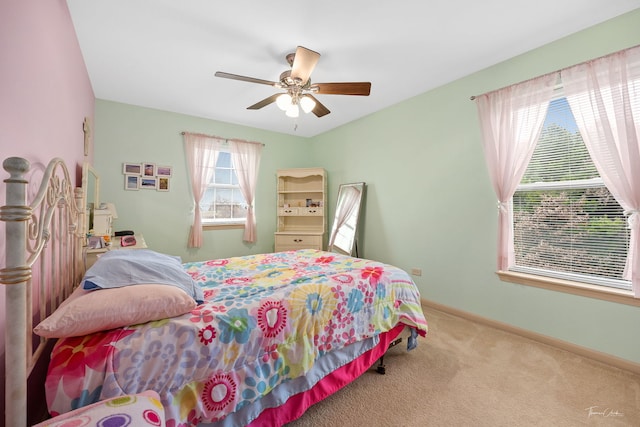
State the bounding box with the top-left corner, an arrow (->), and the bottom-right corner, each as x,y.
275,168 -> 327,251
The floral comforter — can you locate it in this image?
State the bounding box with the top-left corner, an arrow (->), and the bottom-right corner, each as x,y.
45,249 -> 428,426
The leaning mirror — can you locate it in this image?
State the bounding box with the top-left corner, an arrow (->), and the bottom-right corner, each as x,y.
81,162 -> 100,235
328,182 -> 365,257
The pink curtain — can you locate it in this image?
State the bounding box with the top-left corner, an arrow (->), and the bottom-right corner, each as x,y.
229,139 -> 262,243
475,74 -> 557,270
562,45 -> 640,296
184,133 -> 219,248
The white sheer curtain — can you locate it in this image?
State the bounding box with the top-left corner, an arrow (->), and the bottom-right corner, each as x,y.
328,185 -> 361,248
562,45 -> 640,296
229,139 -> 262,243
475,74 -> 557,270
183,133 -> 220,248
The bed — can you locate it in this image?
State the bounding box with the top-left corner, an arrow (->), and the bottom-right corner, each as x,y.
1,156 -> 428,427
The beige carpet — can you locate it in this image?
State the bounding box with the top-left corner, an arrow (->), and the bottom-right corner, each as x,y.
287,308 -> 640,426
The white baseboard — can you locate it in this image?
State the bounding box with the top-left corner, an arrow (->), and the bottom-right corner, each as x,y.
421,299 -> 640,375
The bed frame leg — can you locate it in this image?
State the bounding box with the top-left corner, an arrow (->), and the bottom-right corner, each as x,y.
375,336 -> 403,375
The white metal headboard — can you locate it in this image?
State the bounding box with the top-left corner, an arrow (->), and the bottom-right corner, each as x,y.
1,157 -> 84,427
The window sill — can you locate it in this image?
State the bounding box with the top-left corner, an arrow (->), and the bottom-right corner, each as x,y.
497,270 -> 639,307
203,223 -> 245,231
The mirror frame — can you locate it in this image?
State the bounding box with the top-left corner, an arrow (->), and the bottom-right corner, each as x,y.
328,182 -> 365,257
81,162 -> 100,235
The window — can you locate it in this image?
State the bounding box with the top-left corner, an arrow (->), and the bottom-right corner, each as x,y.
184,132 -> 262,247
512,95 -> 631,290
476,46 -> 640,300
200,150 -> 248,225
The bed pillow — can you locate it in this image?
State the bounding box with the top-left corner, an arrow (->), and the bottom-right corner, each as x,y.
33,283 -> 197,338
32,390 -> 165,426
82,249 -> 204,303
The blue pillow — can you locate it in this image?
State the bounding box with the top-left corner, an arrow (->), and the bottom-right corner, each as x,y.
82,249 -> 204,303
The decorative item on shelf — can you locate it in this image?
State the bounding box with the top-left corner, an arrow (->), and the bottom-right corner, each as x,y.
122,162 -> 172,192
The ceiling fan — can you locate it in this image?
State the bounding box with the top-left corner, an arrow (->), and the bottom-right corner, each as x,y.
215,46 -> 371,118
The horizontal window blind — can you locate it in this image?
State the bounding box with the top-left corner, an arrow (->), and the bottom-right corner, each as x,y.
513,95 -> 631,290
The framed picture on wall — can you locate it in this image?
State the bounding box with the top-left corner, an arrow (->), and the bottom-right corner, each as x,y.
143,163 -> 156,177
140,177 -> 157,189
156,165 -> 172,177
125,175 -> 140,190
123,162 -> 142,175
158,177 -> 170,192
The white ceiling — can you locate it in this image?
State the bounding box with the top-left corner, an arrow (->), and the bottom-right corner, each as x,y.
67,1 -> 640,138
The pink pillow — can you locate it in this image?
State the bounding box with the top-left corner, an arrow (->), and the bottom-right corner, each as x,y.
32,390 -> 165,426
34,284 -> 197,338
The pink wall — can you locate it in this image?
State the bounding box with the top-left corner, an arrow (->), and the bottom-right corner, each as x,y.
0,0 -> 94,423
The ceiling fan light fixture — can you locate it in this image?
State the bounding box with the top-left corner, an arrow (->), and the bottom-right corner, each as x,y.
300,95 -> 316,114
285,103 -> 299,118
276,93 -> 292,111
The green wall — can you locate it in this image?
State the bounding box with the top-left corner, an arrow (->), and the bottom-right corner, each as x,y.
94,9 -> 640,364
94,101 -> 311,261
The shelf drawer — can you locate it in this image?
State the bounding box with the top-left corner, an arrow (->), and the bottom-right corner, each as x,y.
278,207 -> 299,215
299,207 -> 323,216
275,234 -> 323,251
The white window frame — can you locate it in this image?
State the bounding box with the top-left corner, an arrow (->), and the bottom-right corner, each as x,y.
200,149 -> 248,227
504,90 -> 637,305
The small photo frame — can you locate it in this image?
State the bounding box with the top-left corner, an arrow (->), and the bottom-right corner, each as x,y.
88,235 -> 105,249
157,177 -> 170,192
140,177 -> 158,189
123,162 -> 142,175
156,165 -> 172,177
125,175 -> 140,190
143,163 -> 156,177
